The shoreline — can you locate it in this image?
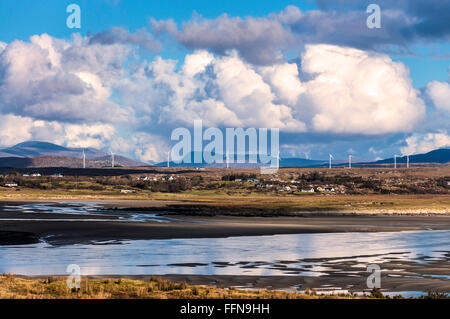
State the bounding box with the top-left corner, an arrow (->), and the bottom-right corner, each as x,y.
7,274 -> 440,299
0,199 -> 450,245
19,273 -> 450,295
1,200 -> 448,295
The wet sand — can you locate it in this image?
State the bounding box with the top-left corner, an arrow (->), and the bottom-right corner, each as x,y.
71,249 -> 450,293
2,200 -> 449,294
0,200 -> 450,245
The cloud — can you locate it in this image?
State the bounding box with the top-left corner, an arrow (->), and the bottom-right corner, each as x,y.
63,124 -> 116,148
151,13 -> 294,65
427,81 -> 450,112
401,132 -> 450,155
151,3 -> 450,65
117,45 -> 424,136
258,62 -> 306,106
0,33 -> 134,123
89,27 -> 161,52
0,114 -> 35,146
0,113 -> 115,149
299,44 -> 425,134
285,7 -> 417,52
0,29 -> 436,162
117,50 -> 306,131
312,0 -> 450,43
110,132 -> 169,163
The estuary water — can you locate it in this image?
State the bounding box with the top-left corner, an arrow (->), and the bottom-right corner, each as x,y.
0,202 -> 448,295
0,229 -> 448,277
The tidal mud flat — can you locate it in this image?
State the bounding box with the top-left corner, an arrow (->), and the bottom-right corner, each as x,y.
0,201 -> 449,294
0,200 -> 449,245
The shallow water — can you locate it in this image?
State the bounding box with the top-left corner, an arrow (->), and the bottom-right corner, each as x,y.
0,202 -> 175,223
0,202 -> 449,295
0,230 -> 448,278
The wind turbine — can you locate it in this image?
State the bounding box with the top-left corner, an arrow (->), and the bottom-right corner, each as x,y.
110,151 -> 115,168
348,155 -> 352,169
167,151 -> 170,168
276,151 -> 280,170
394,155 -> 398,169
407,155 -> 410,168
329,154 -> 333,169
82,150 -> 86,169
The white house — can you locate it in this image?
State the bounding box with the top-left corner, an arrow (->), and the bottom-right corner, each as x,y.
5,182 -> 18,187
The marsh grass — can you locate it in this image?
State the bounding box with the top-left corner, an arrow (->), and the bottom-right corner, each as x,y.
0,275 -> 388,299
1,275 -> 448,299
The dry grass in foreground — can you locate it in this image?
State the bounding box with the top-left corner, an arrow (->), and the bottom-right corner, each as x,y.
1,275 -> 448,299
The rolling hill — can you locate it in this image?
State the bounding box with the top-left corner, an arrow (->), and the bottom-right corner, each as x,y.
0,141 -> 147,168
369,148 -> 450,165
0,141 -> 448,168
156,149 -> 450,168
0,141 -> 106,158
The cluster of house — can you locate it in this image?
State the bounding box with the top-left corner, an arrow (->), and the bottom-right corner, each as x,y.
255,183 -> 317,193
136,175 -> 181,182
120,189 -> 136,194
253,178 -> 345,194
3,173 -> 64,188
233,177 -> 259,182
22,173 -> 63,177
4,181 -> 18,187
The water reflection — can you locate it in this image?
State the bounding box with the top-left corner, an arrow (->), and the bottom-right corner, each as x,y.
0,230 -> 448,277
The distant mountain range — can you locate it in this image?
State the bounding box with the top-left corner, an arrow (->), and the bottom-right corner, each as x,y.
0,141 -> 147,168
0,141 -> 106,158
370,149 -> 450,165
156,148 -> 450,168
155,152 -> 326,168
0,141 -> 448,168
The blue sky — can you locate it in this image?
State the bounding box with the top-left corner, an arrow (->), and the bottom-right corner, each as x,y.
0,0 -> 448,162
0,1 -> 316,40
0,0 -> 446,87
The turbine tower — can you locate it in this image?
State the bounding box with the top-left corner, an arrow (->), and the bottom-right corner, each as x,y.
407,155 -> 410,168
82,150 -> 86,169
110,151 -> 115,168
348,155 -> 352,169
167,151 -> 170,168
394,155 -> 398,169
329,154 -> 333,169
276,151 -> 280,170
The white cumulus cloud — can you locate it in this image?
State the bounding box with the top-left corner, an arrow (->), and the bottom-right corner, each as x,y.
300,44 -> 426,134
401,132 -> 450,155
427,81 -> 450,112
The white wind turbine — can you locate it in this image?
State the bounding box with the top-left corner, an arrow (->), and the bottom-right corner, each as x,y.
329,154 -> 333,169
110,151 -> 115,168
394,154 -> 398,169
167,151 -> 170,168
276,151 -> 280,170
82,150 -> 86,169
348,155 -> 352,169
406,154 -> 410,168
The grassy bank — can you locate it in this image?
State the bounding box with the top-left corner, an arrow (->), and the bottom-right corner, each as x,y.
3,274 -> 444,299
